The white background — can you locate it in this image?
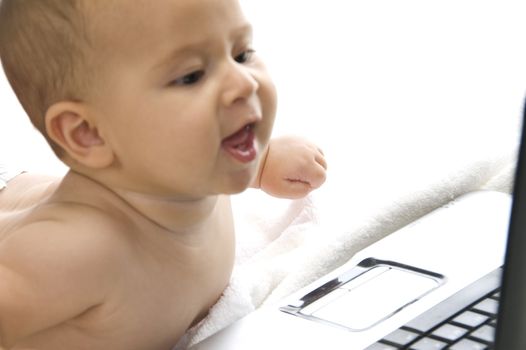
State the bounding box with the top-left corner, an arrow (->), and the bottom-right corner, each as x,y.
2,1 -> 526,221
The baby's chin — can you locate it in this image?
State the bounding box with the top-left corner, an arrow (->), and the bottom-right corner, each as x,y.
218,172 -> 258,196
221,181 -> 254,196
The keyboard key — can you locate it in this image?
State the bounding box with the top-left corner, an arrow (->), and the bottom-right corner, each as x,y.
409,337 -> 448,349
403,269 -> 501,333
472,298 -> 499,315
432,324 -> 468,341
449,338 -> 487,350
384,328 -> 420,346
470,324 -> 495,343
453,311 -> 489,328
364,342 -> 398,350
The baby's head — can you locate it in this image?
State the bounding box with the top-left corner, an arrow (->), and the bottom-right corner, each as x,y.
0,0 -> 277,197
0,0 -> 93,156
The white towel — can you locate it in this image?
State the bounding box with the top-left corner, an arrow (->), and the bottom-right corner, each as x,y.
184,147 -> 517,348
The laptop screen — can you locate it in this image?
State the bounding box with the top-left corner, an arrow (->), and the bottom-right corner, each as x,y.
495,99 -> 526,349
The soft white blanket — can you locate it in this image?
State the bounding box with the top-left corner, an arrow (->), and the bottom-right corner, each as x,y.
182,138 -> 518,348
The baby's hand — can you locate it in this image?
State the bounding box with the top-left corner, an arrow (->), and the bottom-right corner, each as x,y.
257,136 -> 327,199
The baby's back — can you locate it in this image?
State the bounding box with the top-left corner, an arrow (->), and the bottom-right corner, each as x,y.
0,173 -> 235,350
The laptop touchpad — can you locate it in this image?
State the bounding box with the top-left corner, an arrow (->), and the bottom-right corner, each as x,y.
281,258 -> 445,331
310,266 -> 439,330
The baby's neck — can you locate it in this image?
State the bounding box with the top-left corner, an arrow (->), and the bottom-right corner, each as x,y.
114,188 -> 220,233
56,171 -> 221,236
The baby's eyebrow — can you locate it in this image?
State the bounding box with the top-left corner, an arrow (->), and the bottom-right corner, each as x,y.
151,23 -> 253,72
150,43 -> 203,72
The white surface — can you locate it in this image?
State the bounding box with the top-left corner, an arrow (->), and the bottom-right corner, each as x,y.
192,190 -> 512,349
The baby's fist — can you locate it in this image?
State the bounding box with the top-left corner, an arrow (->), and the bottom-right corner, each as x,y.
258,136 -> 327,199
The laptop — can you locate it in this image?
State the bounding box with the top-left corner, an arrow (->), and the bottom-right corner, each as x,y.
190,103 -> 525,349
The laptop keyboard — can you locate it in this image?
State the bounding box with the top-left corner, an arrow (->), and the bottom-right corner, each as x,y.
365,268 -> 502,350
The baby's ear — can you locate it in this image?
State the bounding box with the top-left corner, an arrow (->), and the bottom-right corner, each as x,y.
45,101 -> 114,168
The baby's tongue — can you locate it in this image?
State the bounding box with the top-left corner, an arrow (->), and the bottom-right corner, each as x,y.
222,126 -> 249,147
222,126 -> 256,163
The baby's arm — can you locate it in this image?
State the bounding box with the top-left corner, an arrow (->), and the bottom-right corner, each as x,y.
0,220 -> 111,347
252,136 -> 327,199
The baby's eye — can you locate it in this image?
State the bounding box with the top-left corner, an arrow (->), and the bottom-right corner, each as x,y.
171,70 -> 205,86
234,49 -> 255,64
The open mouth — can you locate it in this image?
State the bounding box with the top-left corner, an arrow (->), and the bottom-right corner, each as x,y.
221,123 -> 257,163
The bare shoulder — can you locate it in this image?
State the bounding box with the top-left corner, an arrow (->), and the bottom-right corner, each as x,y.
1,201 -> 132,274
0,204 -> 130,346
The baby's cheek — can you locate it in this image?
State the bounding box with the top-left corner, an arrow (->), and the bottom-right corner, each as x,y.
255,63 -> 278,125
256,113 -> 274,150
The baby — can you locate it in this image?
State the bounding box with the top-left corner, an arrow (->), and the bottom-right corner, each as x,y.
0,0 -> 327,349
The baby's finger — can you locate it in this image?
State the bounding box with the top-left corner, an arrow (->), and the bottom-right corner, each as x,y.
315,151 -> 328,170
308,162 -> 327,189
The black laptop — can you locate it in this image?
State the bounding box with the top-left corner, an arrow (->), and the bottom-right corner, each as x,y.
358,101 -> 526,349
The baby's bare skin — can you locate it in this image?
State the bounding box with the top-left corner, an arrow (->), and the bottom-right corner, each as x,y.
0,134 -> 326,350
0,172 -> 235,349
0,0 -> 327,348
